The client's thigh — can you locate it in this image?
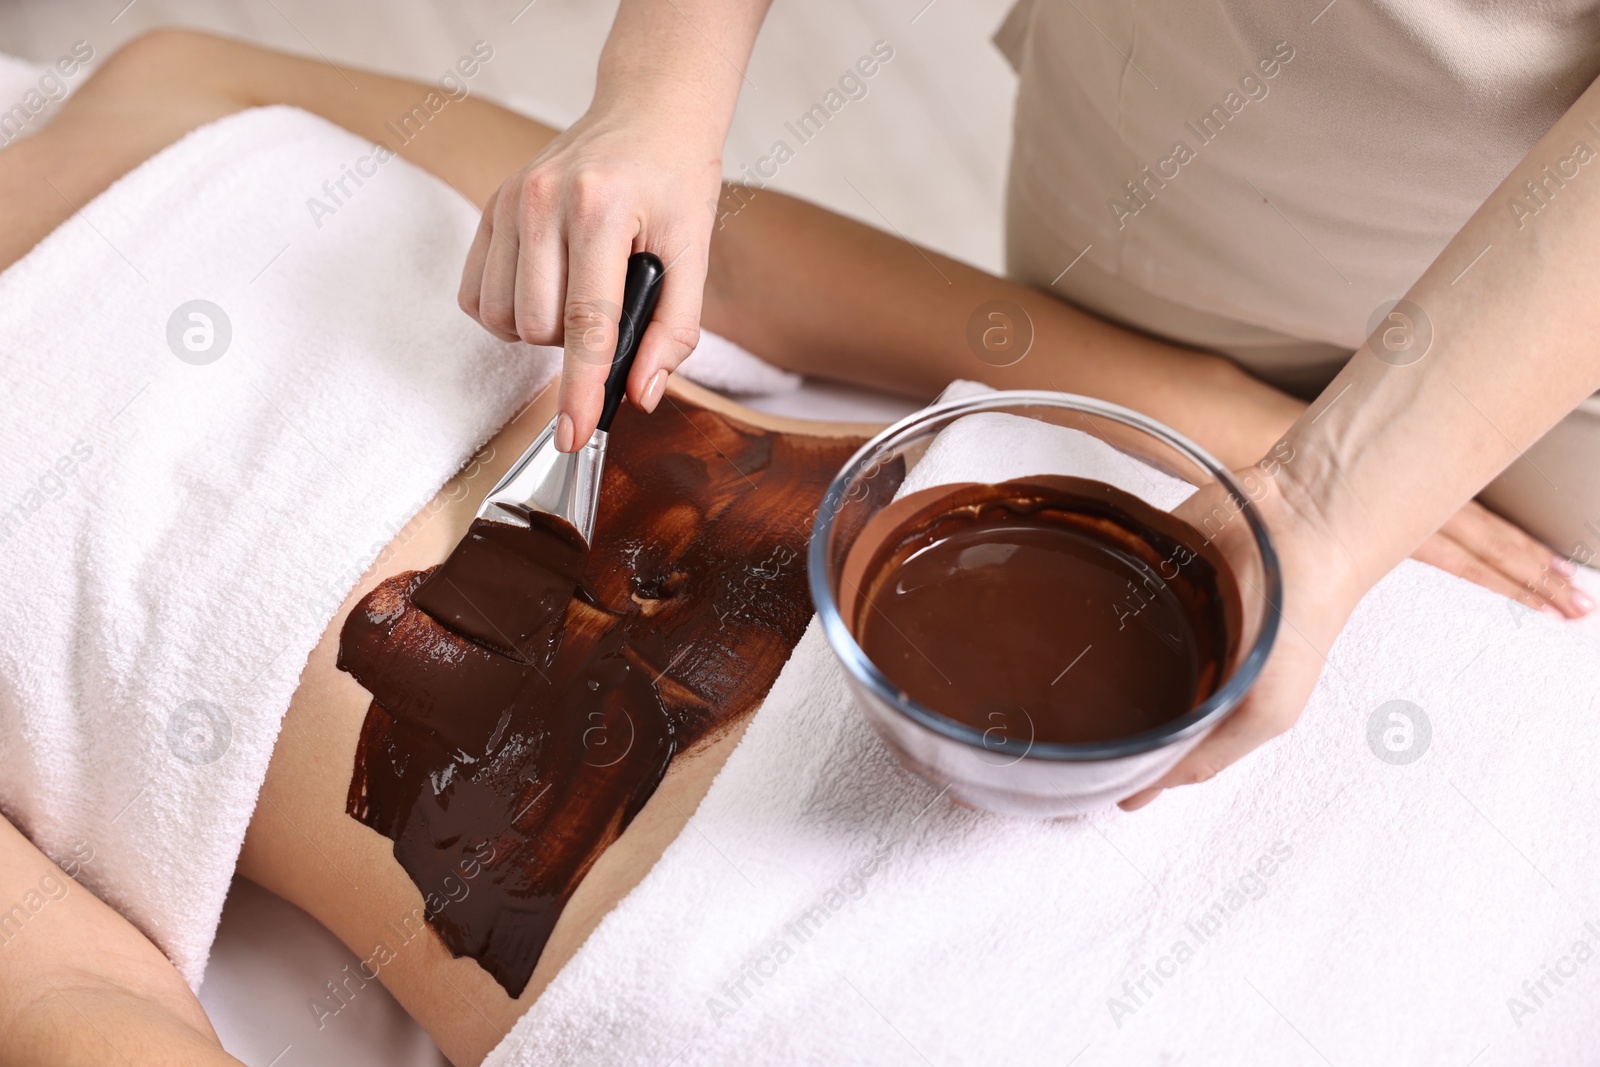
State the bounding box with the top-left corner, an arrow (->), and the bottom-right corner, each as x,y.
1,29 -> 561,274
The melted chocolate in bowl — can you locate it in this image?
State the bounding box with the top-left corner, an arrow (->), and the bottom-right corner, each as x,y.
337,400 -> 862,997
842,477 -> 1241,747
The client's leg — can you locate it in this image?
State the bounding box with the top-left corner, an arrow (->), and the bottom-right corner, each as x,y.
0,28 -> 556,267
0,814 -> 237,1066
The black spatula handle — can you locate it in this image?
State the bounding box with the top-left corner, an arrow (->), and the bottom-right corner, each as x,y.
597,251 -> 666,433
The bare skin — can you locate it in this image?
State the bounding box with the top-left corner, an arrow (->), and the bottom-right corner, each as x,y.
0,29 -> 1588,1067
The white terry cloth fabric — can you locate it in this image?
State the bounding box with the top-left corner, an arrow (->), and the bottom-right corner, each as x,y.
0,104 -> 549,989
488,399 -> 1600,1066
678,331 -> 801,396
0,102 -> 796,990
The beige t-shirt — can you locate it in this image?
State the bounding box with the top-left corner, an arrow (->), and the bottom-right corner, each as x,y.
997,0 -> 1600,396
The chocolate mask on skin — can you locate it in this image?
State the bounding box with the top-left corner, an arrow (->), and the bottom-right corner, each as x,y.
338,397 -> 864,997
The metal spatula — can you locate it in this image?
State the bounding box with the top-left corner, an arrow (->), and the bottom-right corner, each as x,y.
411,251 -> 666,662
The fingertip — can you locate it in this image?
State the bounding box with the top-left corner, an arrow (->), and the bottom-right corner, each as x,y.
619,319 -> 696,415
639,369 -> 668,414
554,366 -> 605,451
1118,787 -> 1162,812
555,402 -> 600,452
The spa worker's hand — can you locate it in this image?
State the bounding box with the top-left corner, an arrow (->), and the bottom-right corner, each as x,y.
458,0 -> 771,452
1121,67 -> 1600,810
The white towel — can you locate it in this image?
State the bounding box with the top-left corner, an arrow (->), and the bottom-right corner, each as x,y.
489,406 -> 1600,1066
0,102 -> 797,990
678,331 -> 800,396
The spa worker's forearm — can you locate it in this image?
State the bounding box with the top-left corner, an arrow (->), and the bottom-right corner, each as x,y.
1278,72 -> 1600,588
594,0 -> 771,150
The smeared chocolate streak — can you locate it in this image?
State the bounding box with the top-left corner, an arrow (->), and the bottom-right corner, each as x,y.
842,477 -> 1241,745
410,513 -> 588,667
338,399 -> 863,997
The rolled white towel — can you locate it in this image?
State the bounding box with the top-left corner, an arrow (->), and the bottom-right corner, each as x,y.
677,330 -> 802,396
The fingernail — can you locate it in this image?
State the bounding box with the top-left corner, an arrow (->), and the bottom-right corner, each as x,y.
1573,590 -> 1596,615
555,411 -> 574,452
641,370 -> 667,414
1540,602 -> 1564,619
1552,555 -> 1578,578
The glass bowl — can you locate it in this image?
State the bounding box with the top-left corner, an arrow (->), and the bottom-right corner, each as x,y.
808,389 -> 1280,815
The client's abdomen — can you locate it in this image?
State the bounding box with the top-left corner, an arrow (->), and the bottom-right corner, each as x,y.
336,393 -> 863,999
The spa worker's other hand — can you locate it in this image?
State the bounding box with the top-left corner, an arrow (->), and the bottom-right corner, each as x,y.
459,107 -> 717,448
1119,453 -> 1594,811
1121,443 -> 1593,812
1119,462 -> 1364,812
457,0 -> 771,452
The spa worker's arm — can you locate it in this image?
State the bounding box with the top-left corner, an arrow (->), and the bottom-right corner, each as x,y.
1123,71 -> 1600,809
458,0 -> 770,452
